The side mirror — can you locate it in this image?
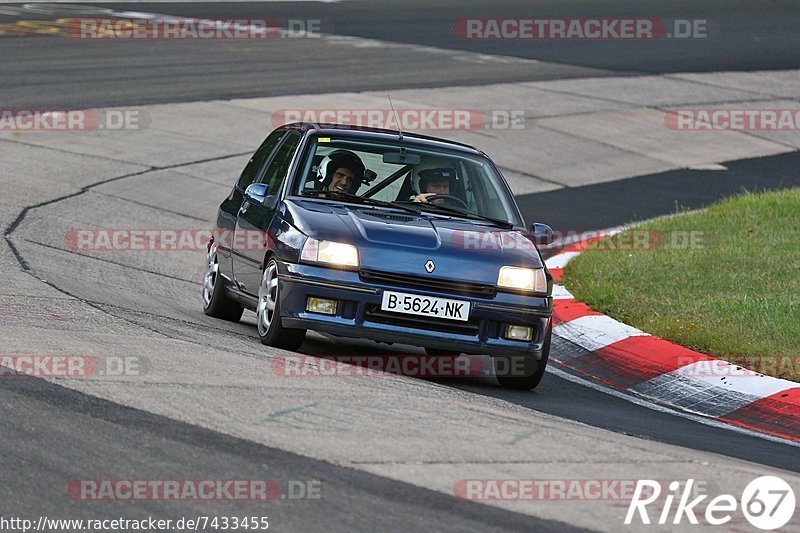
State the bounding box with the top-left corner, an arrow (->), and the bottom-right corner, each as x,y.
244,183 -> 269,206
531,223 -> 554,246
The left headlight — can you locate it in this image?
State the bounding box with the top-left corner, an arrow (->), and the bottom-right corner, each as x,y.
301,238 -> 359,268
497,266 -> 547,293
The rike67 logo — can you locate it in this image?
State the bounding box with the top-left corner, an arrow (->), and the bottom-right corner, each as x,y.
625,477 -> 795,530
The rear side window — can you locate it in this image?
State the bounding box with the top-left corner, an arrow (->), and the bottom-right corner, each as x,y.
260,132 -> 302,195
236,130 -> 285,190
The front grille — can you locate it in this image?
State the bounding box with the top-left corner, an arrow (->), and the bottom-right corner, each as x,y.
365,306 -> 479,336
360,269 -> 496,298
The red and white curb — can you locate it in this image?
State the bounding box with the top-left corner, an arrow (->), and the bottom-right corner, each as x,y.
545,233 -> 800,443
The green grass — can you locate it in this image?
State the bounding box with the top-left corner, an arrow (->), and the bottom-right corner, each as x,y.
562,188 -> 800,381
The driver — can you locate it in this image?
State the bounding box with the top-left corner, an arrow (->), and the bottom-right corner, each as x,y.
412,167 -> 457,204
318,150 -> 366,195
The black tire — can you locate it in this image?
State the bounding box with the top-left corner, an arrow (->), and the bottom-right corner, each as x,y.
494,324 -> 551,390
203,242 -> 244,322
256,258 -> 306,350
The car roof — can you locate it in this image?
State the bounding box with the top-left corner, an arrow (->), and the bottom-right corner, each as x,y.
279,122 -> 484,156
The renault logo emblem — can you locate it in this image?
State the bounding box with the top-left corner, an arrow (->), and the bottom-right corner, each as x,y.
424,260 -> 435,273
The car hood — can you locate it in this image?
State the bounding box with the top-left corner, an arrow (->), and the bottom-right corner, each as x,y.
284,199 -> 544,285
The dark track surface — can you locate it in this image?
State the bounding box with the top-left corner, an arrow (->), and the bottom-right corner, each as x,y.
0,375 -> 577,533
517,151 -> 800,230
451,365 -> 800,474
2,1 -> 800,107
141,0 -> 800,73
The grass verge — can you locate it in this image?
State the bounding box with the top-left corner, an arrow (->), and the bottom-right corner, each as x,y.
562,188 -> 800,381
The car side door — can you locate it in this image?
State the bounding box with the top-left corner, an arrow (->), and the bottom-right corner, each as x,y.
216,129 -> 286,278
232,130 -> 303,296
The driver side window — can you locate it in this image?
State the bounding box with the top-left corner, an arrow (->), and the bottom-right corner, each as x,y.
236,130 -> 285,190
259,132 -> 302,195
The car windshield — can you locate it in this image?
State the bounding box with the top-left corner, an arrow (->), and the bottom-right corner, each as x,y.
291,135 -> 523,227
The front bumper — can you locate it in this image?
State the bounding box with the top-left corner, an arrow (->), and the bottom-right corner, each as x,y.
278,262 -> 552,358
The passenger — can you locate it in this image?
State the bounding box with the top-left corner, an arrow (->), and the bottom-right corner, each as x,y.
318,150 -> 366,195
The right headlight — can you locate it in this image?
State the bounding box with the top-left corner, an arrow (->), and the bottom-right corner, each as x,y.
301,237 -> 359,269
497,266 -> 547,293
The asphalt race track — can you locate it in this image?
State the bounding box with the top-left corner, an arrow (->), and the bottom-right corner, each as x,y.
3,0 -> 800,108
2,2 -> 799,531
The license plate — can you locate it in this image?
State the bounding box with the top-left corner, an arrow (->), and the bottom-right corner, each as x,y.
380,291 -> 470,322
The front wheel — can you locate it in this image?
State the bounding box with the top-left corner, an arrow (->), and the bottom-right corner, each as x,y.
256,258 -> 306,350
494,324 -> 551,390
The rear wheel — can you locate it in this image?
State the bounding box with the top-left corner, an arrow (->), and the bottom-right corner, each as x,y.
494,324 -> 551,390
256,258 -> 306,350
203,242 -> 244,322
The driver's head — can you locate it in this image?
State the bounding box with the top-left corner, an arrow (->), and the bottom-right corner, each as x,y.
328,166 -> 356,193
418,167 -> 456,196
321,150 -> 365,194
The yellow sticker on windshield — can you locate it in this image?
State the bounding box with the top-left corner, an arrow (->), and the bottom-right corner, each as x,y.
318,137 -> 331,143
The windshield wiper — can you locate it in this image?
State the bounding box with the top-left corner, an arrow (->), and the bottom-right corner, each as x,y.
396,201 -> 514,228
302,190 -> 423,216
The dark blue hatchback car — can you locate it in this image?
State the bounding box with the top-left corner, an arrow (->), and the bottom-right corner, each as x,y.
204,123 -> 554,388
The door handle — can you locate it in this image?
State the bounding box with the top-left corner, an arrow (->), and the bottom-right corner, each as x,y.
239,201 -> 250,215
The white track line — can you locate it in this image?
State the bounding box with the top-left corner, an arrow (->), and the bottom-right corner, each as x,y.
554,314 -> 649,352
